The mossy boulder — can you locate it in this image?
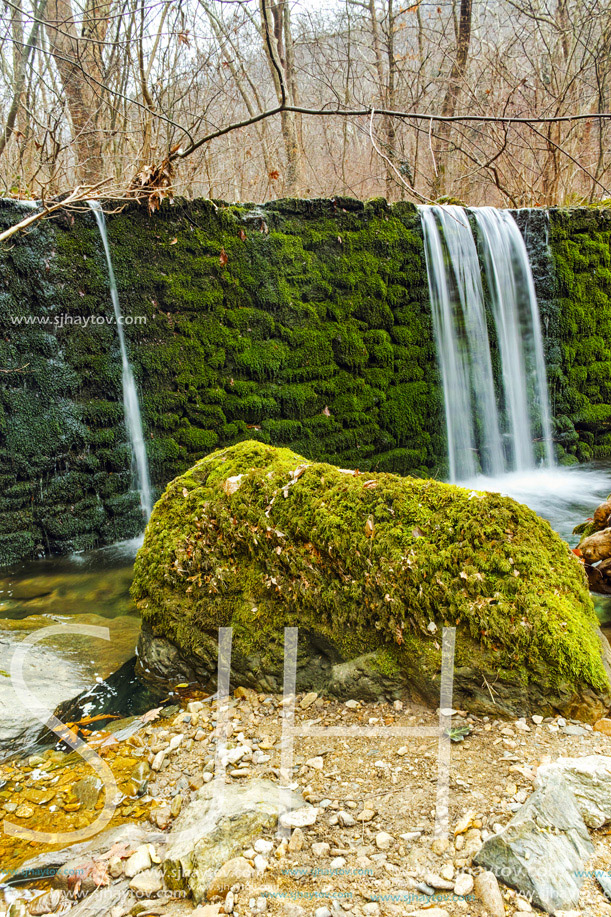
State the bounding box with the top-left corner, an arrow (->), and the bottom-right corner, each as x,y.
134,441 -> 611,717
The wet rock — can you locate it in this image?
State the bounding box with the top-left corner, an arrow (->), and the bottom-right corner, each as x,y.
164,778 -> 303,902
474,779 -> 593,912
580,528 -> 611,563
535,755 -> 611,828
28,890 -> 63,915
9,823 -> 151,887
73,776 -> 102,810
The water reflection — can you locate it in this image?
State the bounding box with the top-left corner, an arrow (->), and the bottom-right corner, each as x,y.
0,539 -> 142,755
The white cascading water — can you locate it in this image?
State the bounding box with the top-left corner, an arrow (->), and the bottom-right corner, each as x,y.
420,204 -> 554,481
89,202 -> 153,520
472,207 -> 555,469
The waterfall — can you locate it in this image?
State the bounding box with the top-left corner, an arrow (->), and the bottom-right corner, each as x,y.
420,204 -> 554,481
89,202 -> 153,519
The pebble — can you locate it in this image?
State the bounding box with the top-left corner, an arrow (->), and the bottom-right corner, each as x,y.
207,857 -> 254,898
431,836 -> 450,855
416,882 -> 435,895
306,756 -> 324,770
124,844 -> 152,877
300,692 -> 318,709
424,872 -> 454,890
224,891 -> 235,914
563,724 -> 587,736
312,842 -> 331,857
330,856 -> 346,868
254,838 -> 274,854
128,868 -> 163,895
338,810 -> 355,827
108,856 -> 124,878
357,808 -> 376,822
453,872 -> 474,896
375,831 -> 393,850
314,908 -> 332,917
474,869 -> 505,917
254,854 -> 268,871
345,700 -> 359,709
289,827 -> 304,852
280,805 -> 318,828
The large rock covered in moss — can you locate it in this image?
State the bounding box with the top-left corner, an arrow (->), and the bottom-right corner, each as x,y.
132,441 -> 611,717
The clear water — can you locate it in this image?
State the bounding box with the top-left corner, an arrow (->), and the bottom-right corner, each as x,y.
461,462 -> 611,625
88,202 -> 153,519
0,540 -> 142,755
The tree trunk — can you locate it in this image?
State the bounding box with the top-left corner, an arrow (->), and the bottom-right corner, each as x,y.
259,0 -> 303,196
431,0 -> 473,198
43,0 -> 109,183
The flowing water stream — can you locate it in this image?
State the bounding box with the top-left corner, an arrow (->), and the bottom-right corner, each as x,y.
88,202 -> 153,520
420,204 -> 554,479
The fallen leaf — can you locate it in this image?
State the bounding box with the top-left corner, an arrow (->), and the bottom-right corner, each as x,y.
100,842 -> 133,861
364,516 -> 375,538
140,707 -> 162,724
219,248 -> 228,266
239,228 -> 247,241
169,237 -> 178,245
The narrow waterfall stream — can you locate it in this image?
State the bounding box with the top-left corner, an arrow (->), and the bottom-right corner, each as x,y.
420,204 -> 554,481
89,202 -> 153,519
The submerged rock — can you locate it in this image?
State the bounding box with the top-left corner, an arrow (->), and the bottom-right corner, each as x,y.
133,441 -> 611,717
474,780 -> 593,912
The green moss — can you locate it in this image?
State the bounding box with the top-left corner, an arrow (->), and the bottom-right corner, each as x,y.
549,208 -> 611,459
132,441 -> 608,698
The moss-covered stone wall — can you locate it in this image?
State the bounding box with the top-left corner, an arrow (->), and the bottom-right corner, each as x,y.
0,197 -> 440,565
547,207 -> 611,463
1,197 -> 610,567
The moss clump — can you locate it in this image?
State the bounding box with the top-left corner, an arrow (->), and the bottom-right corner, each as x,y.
132,441 -> 609,703
548,208 -> 611,460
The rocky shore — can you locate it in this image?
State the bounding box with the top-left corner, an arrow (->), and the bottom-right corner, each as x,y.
575,497 -> 611,597
3,688 -> 611,916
